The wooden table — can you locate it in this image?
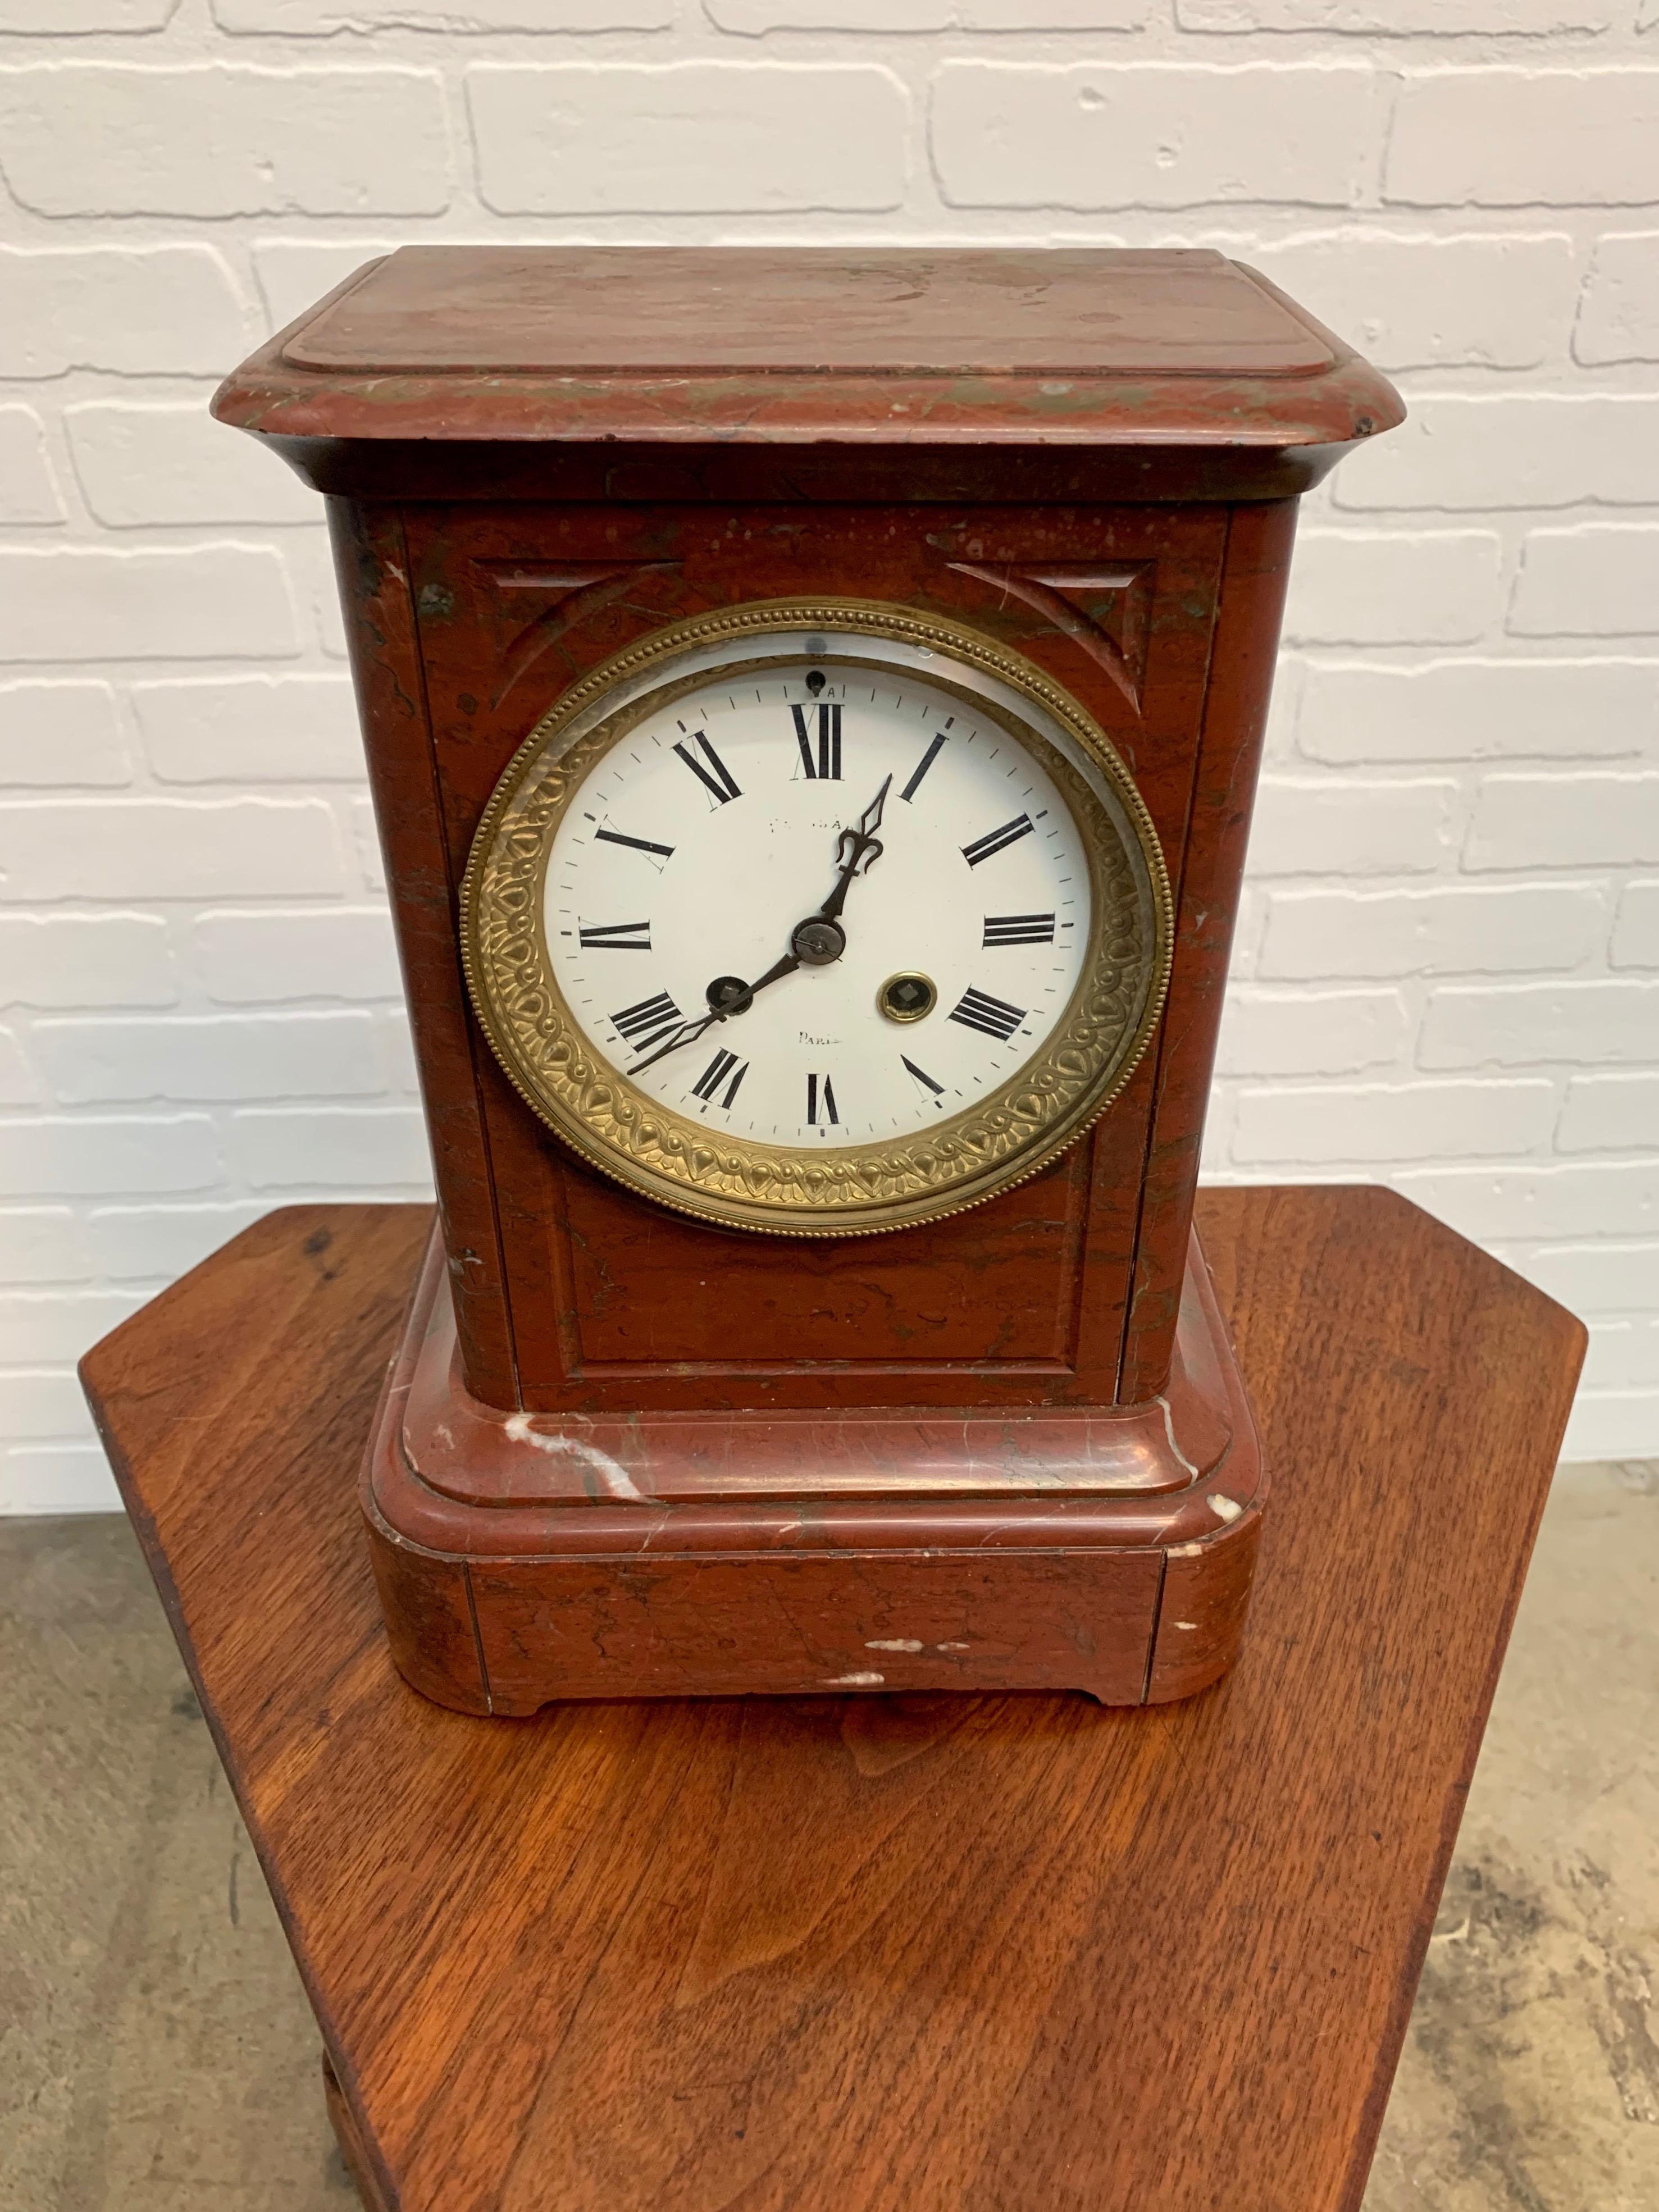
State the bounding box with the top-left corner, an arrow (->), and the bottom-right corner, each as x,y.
82,1187 -> 1583,2212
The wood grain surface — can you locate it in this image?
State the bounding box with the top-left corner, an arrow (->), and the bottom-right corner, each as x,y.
81,1187 -> 1583,2212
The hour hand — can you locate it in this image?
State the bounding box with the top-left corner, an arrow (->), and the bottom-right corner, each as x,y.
626,950 -> 801,1076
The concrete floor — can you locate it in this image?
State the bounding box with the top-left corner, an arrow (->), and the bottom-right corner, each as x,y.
1,1466 -> 1655,2212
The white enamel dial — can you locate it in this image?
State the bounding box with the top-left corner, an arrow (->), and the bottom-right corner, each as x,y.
543,660 -> 1092,1145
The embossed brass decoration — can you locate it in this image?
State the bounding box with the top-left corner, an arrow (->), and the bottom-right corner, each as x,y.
459,599 -> 1174,1236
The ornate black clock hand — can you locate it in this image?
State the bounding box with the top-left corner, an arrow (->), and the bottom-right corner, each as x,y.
817,774 -> 891,925
626,776 -> 895,1079
626,949 -> 801,1076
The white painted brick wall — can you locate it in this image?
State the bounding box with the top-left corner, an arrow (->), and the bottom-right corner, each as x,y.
1509,525 -> 1659,637
1280,530 -> 1503,646
1576,233 -> 1659,365
2,8 -> 1655,1512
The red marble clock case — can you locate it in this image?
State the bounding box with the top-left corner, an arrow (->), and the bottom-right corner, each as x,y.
336,491 -> 1280,1713
213,249 -> 1402,1713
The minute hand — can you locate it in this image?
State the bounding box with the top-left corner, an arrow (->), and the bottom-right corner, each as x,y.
817,774 -> 891,923
626,776 -> 894,1080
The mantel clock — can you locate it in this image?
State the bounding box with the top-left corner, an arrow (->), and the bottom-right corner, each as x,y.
215,247 -> 1401,1714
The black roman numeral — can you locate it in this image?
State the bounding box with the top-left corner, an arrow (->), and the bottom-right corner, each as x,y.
595,825 -> 675,863
578,920 -> 651,951
791,703 -> 842,779
949,987 -> 1027,1043
806,1073 -> 838,1127
961,814 -> 1034,867
611,991 -> 683,1050
900,732 -> 947,802
690,1048 -> 748,1111
982,912 -> 1056,947
673,733 -> 742,805
901,1055 -> 944,1104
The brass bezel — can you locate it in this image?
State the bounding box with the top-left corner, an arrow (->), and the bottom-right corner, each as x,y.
459,599 -> 1174,1237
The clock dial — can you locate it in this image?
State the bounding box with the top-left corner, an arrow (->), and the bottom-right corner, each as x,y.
461,602 -> 1172,1236
543,667 -> 1092,1148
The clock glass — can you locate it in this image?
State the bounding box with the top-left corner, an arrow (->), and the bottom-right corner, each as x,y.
461,601 -> 1172,1235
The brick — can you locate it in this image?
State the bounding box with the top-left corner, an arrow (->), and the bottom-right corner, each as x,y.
1281,530 -> 1501,647
0,0 -> 172,21
353,796 -> 386,891
1386,71 -> 1659,208
0,683 -> 128,788
0,1115 -> 220,1198
0,1289 -> 145,1366
378,1010 -> 420,1091
0,915 -> 176,1010
1517,1240 -> 1659,1314
286,530 -> 350,661
1394,1159 -> 1659,1242
0,1026 -> 37,1105
1181,0 -> 1608,24
1612,882 -> 1659,968
470,64 -> 908,215
67,405 -> 315,529
1259,883 -> 1608,980
0,545 -> 298,663
0,65 -> 450,218
1247,777 -> 1459,876
1557,1072 -> 1659,1153
1334,396 -> 1659,514
1561,1390 -> 1659,1460
1233,1077 -> 1556,1166
0,1208 -> 92,1285
1575,233 -> 1659,367
931,63 -> 1383,209
1297,659 -> 1657,767
0,245 -> 245,380
1508,526 -> 1659,641
1245,230 -> 1575,373
709,0 -> 953,21
232,1105 -> 432,1189
0,408 -> 63,527
1465,773 -> 1659,870
218,0 -> 668,23
0,1442 -> 116,1515
1420,979 -> 1659,1068
88,1201 -> 269,1283
253,240 -> 393,335
1580,1317 -> 1659,1390
0,800 -> 344,902
36,1011 -> 381,1105
133,675 -> 363,784
1198,1087 -> 1236,1178
709,0 -> 1148,24
189,906 -> 401,1003
0,1372 -> 94,1443
1213,986 -> 1410,1077
1260,665 -> 1301,769
959,0 -> 1150,17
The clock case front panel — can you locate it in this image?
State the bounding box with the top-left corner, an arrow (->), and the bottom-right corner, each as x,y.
334,491 -> 1292,1421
